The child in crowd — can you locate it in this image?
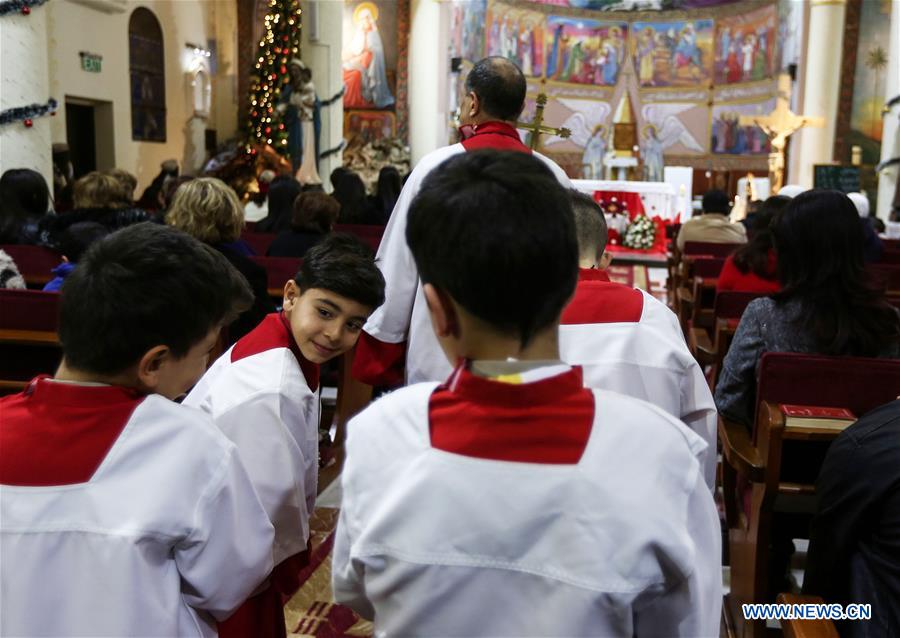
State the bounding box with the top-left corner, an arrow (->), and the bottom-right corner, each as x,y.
43,221 -> 109,291
560,190 -> 717,488
184,233 -> 385,637
0,223 -> 275,637
332,150 -> 721,636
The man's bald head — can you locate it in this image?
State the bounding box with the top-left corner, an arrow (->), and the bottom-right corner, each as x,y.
464,57 -> 527,123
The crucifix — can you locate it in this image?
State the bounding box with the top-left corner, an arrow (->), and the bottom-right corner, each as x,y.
739,73 -> 824,193
516,80 -> 571,150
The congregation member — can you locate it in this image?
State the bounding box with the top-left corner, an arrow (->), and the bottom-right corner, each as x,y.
676,188 -> 747,252
185,234 -> 384,637
804,399 -> 900,638
0,248 -> 26,289
560,190 -> 717,488
333,150 -> 721,636
368,165 -> 402,225
267,191 -> 340,258
43,221 -> 109,292
167,177 -> 274,344
353,56 -> 571,387
256,175 -> 302,234
0,223 -> 275,636
715,190 -> 900,430
716,195 -> 790,294
0,168 -> 53,245
848,192 -> 884,263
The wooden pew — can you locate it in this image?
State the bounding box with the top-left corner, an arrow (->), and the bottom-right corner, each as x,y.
776,594 -> 839,638
0,289 -> 62,394
1,244 -> 61,289
671,241 -> 740,316
249,256 -> 302,299
333,223 -> 385,253
241,231 -> 277,256
676,256 -> 726,334
689,291 -> 765,389
720,353 -> 900,638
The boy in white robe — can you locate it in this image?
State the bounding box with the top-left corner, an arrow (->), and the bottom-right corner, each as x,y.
0,223 -> 275,638
560,191 -> 718,488
332,150 -> 722,636
184,233 -> 384,638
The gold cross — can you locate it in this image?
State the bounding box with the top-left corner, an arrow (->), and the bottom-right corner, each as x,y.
738,73 -> 824,192
516,80 -> 571,150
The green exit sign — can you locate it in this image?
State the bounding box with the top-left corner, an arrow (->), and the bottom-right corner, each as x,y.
80,52 -> 102,73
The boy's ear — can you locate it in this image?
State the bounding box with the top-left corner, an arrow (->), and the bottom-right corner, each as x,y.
598,250 -> 613,270
136,345 -> 171,391
282,280 -> 301,311
423,283 -> 459,339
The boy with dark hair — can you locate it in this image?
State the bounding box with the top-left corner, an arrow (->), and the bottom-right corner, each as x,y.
43,220 -> 110,291
184,233 -> 385,637
561,190 -> 717,488
0,223 -> 275,637
332,151 -> 721,636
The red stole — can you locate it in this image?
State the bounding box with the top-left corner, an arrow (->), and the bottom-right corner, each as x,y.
560,269 -> 645,325
460,121 -> 531,153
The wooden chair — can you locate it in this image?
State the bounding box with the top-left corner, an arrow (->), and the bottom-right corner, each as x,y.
241,231 -> 277,256
689,291 -> 764,389
1,244 -> 61,288
682,240 -> 742,259
249,256 -> 302,299
720,353 -> 900,638
0,289 -> 62,394
776,594 -> 839,638
671,242 -> 738,312
676,256 -> 726,333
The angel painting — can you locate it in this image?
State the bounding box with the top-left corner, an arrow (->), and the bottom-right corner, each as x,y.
582,125 -> 608,179
640,104 -> 706,158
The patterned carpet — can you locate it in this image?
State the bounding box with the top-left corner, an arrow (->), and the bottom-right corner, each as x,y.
283,508 -> 373,638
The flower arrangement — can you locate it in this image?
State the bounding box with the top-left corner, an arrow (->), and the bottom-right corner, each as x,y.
622,214 -> 657,250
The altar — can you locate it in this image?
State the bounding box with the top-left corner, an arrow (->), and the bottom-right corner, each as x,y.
571,180 -> 679,221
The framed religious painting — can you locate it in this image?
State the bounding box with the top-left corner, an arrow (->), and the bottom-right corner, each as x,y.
342,1 -> 398,111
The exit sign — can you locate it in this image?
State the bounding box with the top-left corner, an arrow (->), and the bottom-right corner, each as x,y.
80,52 -> 102,73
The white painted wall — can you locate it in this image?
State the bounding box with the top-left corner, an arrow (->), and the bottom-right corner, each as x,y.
44,0 -> 239,192
301,0 -> 344,192
0,5 -> 53,186
408,0 -> 448,165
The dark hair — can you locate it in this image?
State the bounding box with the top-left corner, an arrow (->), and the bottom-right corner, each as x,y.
0,169 -> 51,244
59,223 -> 254,375
258,175 -> 302,233
570,190 -> 608,261
58,221 -> 109,263
163,175 -> 194,210
772,189 -> 900,355
332,171 -> 369,224
292,191 -> 340,233
406,150 -> 578,347
465,57 -> 527,122
701,189 -> 730,214
295,233 -> 385,310
732,195 -> 791,279
376,166 -> 402,222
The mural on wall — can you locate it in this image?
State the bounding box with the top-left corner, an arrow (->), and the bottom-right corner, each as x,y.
714,4 -> 776,85
630,19 -> 714,87
848,0 -> 891,164
453,0 -> 781,176
486,2 -> 547,77
710,99 -> 775,155
544,17 -> 627,85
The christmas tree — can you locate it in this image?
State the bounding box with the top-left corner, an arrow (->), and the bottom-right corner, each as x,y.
245,0 -> 301,155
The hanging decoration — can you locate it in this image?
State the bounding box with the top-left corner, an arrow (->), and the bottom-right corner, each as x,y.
0,0 -> 49,17
0,98 -> 58,127
245,0 -> 301,156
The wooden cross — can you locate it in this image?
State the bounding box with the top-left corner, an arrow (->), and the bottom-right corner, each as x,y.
739,73 -> 824,192
516,80 -> 571,150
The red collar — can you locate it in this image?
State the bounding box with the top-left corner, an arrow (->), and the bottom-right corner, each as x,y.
231,313 -> 319,391
24,375 -> 144,405
442,361 -> 585,407
578,268 -> 611,282
460,121 -> 530,153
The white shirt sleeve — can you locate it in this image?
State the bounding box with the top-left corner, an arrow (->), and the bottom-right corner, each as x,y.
632,467 -> 722,637
680,359 -> 719,491
215,390 -> 315,565
175,446 -> 275,621
332,502 -> 375,620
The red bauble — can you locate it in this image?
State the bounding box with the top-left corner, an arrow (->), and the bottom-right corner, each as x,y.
282,35 -> 289,42
265,127 -> 271,135
22,6 -> 31,14
23,119 -> 33,128
280,66 -> 287,74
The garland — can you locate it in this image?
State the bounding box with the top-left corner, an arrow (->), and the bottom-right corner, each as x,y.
0,98 -> 58,127
0,0 -> 49,16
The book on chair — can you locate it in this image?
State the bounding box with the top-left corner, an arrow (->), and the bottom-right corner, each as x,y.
780,404 -> 857,431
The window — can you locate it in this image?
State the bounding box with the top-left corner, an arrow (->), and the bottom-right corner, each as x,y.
129,8 -> 166,142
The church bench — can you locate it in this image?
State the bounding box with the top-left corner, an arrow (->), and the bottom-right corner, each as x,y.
1,244 -> 61,288
249,256 -> 302,299
0,289 -> 61,395
689,292 -> 764,389
240,231 -> 277,256
776,594 -> 839,638
333,224 -> 385,252
676,257 -> 726,334
721,353 -> 900,638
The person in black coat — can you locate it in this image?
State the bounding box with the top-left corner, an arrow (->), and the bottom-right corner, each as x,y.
267,191 -> 339,258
